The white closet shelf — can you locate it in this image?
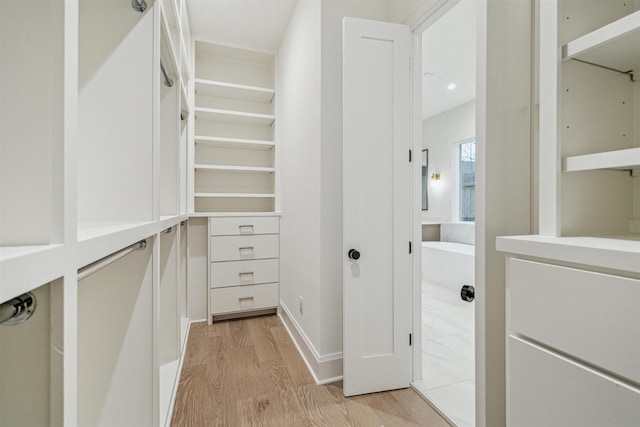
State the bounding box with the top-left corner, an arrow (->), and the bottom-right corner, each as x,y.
0,244 -> 65,303
562,147 -> 640,172
195,78 -> 275,102
194,164 -> 275,173
189,211 -> 282,218
563,10 -> 640,75
194,192 -> 276,198
77,216 -> 187,268
194,107 -> 274,126
194,135 -> 274,150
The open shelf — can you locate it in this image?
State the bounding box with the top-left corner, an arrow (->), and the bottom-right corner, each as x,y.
563,147 -> 640,172
194,135 -> 274,150
0,244 -> 65,303
194,192 -> 276,198
194,107 -> 274,126
195,79 -> 275,102
194,164 -> 274,173
563,10 -> 640,75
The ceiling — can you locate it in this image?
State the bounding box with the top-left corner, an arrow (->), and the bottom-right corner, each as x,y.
421,0 -> 477,120
186,0 -> 298,52
186,0 -> 476,119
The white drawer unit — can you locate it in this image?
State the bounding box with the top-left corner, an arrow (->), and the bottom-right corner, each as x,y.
508,336 -> 640,427
209,216 -> 279,236
210,258 -> 278,288
210,283 -> 279,318
509,258 -> 640,383
208,216 -> 280,322
209,234 -> 279,262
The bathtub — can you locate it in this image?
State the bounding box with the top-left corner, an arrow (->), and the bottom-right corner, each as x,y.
422,241 -> 475,291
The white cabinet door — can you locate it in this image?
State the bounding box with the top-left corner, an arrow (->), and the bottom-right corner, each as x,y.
342,17 -> 412,397
509,336 -> 640,427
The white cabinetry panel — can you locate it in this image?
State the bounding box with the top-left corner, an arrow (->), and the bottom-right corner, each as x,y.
209,234 -> 279,262
210,258 -> 278,288
509,258 -> 640,383
209,216 -> 279,236
509,336 -> 640,427
210,283 -> 279,316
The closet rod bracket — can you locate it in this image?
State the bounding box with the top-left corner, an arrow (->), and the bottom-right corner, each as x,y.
0,292 -> 37,326
131,0 -> 147,13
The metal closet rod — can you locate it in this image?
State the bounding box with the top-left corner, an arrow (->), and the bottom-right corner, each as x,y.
78,240 -> 147,281
160,60 -> 174,88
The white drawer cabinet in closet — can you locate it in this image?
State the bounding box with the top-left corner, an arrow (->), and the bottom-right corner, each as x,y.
208,216 -> 280,322
505,257 -> 640,426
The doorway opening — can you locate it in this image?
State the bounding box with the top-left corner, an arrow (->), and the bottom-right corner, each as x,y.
412,2 -> 478,426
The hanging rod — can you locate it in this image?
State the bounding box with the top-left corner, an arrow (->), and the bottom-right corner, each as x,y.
180,221 -> 186,226
161,227 -> 172,234
160,60 -> 174,87
78,240 -> 147,281
131,0 -> 147,13
0,292 -> 37,326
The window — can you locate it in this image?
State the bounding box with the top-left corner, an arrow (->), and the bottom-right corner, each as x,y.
456,139 -> 475,222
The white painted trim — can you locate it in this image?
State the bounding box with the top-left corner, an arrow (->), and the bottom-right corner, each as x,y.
163,319 -> 195,427
278,302 -> 343,384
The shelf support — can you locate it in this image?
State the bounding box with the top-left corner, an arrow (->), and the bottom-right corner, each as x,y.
131,0 -> 147,13
0,292 -> 36,326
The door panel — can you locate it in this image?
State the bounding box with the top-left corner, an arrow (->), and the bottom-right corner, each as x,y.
343,17 -> 412,397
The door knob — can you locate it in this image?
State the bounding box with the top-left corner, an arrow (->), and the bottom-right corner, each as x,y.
348,249 -> 360,260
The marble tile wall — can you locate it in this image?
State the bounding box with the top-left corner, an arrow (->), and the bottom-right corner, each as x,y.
440,223 -> 475,245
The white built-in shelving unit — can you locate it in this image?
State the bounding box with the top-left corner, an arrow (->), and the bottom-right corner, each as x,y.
1,0 -> 193,426
192,42 -> 277,213
498,2 -> 640,425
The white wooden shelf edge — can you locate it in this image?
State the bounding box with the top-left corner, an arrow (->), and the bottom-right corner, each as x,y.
496,235 -> 640,274
194,164 -> 275,173
180,81 -> 190,115
188,212 -> 282,218
563,10 -> 640,73
563,147 -> 640,172
0,244 -> 66,303
194,135 -> 274,149
195,78 -> 274,99
194,193 -> 276,198
194,107 -> 275,123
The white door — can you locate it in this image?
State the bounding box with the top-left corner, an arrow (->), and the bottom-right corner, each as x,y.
343,17 -> 412,397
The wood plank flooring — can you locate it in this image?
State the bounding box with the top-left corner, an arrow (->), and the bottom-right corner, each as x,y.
171,315 -> 450,426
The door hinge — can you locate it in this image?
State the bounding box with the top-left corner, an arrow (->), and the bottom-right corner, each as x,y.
409,149 -> 412,162
409,333 -> 412,346
409,241 -> 412,254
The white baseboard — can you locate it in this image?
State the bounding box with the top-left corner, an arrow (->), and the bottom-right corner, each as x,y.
278,301 -> 343,384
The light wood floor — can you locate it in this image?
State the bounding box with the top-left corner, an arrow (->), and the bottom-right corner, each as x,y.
171,315 -> 450,426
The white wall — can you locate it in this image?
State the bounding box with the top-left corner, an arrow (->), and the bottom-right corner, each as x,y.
422,100 -> 475,222
277,0 -> 323,357
278,0 -> 390,380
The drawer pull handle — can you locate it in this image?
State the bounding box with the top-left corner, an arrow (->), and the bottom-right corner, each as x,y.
239,296 -> 254,307
239,246 -> 254,255
239,225 -> 254,233
239,272 -> 254,280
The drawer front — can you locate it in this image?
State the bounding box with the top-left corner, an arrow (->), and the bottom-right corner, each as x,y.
210,259 -> 279,288
209,216 -> 279,236
508,258 -> 640,383
210,234 -> 279,262
210,283 -> 279,315
509,336 -> 640,427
